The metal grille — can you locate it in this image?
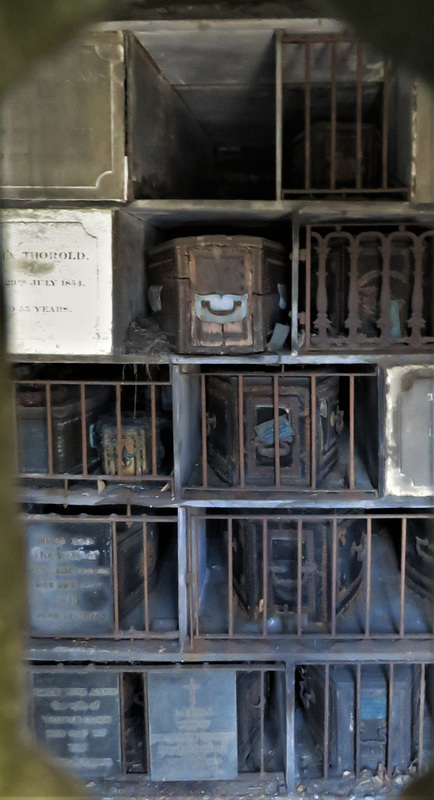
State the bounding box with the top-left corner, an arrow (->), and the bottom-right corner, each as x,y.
14,366 -> 173,495
188,512 -> 433,641
276,34 -> 409,197
187,368 -> 377,494
300,225 -> 434,351
294,662 -> 431,782
29,663 -> 286,780
24,511 -> 178,639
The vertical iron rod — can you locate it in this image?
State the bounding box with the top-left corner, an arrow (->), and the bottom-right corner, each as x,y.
356,44 -> 363,189
382,61 -> 390,188
201,374 -> 208,488
262,519 -> 268,637
116,384 -> 122,476
195,521 -> 200,637
418,663 -> 426,772
331,518 -> 337,636
112,521 -> 120,635
305,41 -> 311,189
399,517 -> 407,637
143,521 -> 149,633
365,517 -> 372,637
275,30 -> 284,199
387,663 -> 394,777
324,664 -> 330,779
260,669 -> 265,774
228,517 -> 233,637
311,375 -> 317,488
143,673 -> 151,775
188,521 -> 195,648
297,518 -> 303,636
355,664 -> 361,776
151,384 -> 157,475
349,375 -> 355,488
330,41 -> 337,190
285,662 -> 296,793
291,212 -> 300,352
45,383 -> 54,476
119,674 -> 127,774
239,375 -> 245,488
305,225 -> 311,350
80,383 -> 88,477
273,374 -> 281,488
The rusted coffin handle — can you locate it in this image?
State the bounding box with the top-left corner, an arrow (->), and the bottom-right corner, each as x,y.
255,439 -> 292,458
201,299 -> 242,316
195,293 -> 248,324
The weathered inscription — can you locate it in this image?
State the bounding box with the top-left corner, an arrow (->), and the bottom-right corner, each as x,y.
148,671 -> 238,781
27,521 -> 114,636
32,671 -> 121,778
1,210 -> 113,355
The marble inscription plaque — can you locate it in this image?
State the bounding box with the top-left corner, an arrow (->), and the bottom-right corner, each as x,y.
2,209 -> 113,355
148,670 -> 237,781
32,670 -> 121,778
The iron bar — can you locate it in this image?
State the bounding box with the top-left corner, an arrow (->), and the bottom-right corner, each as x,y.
143,520 -> 150,633
382,61 -> 390,188
45,383 -> 54,476
275,30 -> 283,199
238,375 -> 245,488
112,520 -> 120,636
355,664 -> 361,776
115,383 -> 122,477
387,663 -> 394,777
273,374 -> 281,487
356,44 -> 363,189
305,225 -> 311,350
119,674 -> 127,775
262,519 -> 268,637
418,663 -> 426,772
228,517 -> 234,638
151,384 -> 157,475
330,41 -> 337,191
297,518 -> 303,637
323,664 -> 330,779
331,518 -> 337,636
260,669 -> 265,774
80,382 -> 88,477
304,41 -> 311,190
310,375 -> 317,488
201,374 -> 208,488
365,517 -> 372,637
399,517 -> 407,637
349,375 -> 355,489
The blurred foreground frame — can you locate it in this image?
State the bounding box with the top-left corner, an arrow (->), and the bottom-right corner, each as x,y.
0,0 -> 433,797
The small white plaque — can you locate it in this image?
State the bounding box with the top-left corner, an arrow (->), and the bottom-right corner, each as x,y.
2,209 -> 113,355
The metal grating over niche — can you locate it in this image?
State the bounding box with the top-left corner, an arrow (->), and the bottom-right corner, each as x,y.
188,512 -> 433,641
299,224 -> 434,351
277,34 -> 410,198
24,510 -> 178,640
187,368 -> 378,494
14,364 -> 174,496
28,661 -> 432,790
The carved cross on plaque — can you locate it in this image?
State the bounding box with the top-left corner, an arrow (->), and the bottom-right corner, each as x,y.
183,677 -> 200,707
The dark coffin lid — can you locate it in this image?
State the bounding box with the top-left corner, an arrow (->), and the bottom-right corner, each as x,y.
148,235 -> 286,292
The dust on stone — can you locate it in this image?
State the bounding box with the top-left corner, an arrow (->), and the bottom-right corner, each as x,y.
125,317 -> 172,357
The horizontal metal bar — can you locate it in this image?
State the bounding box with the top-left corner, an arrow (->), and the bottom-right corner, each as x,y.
14,379 -> 171,386
282,188 -> 409,195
